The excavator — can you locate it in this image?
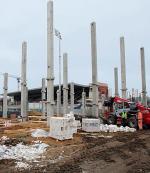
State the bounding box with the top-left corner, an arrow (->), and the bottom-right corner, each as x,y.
103,96 -> 150,129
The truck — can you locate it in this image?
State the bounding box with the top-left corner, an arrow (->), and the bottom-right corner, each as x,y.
103,96 -> 150,128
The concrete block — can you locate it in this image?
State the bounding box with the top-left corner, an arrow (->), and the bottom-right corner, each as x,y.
82,118 -> 100,132
49,115 -> 77,141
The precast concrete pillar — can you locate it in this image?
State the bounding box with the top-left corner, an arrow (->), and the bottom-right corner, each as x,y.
91,22 -> 99,118
26,87 -> 28,113
136,89 -> 139,102
132,88 -> 135,101
41,78 -> 46,117
140,47 -> 147,107
56,89 -> 60,116
82,90 -> 86,116
63,53 -> 68,116
3,73 -> 8,118
70,82 -> 74,113
114,67 -> 119,96
127,91 -> 130,99
120,37 -> 127,98
108,88 -> 112,97
47,0 -> 55,125
21,42 -> 27,121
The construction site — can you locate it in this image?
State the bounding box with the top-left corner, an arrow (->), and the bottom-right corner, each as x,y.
0,1 -> 150,173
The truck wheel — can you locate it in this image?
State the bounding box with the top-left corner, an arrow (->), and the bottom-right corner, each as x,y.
128,116 -> 137,128
108,115 -> 116,125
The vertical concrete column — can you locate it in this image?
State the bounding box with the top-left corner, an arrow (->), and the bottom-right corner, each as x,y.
70,82 -> 74,113
136,89 -> 139,102
91,22 -> 99,118
140,47 -> 147,107
63,53 -> 68,116
108,88 -> 112,97
3,73 -> 8,118
120,37 -> 127,98
82,90 -> 86,116
127,91 -> 130,99
56,89 -> 60,116
47,0 -> 54,125
21,42 -> 27,121
41,78 -> 46,117
132,88 -> 135,101
114,67 -> 119,96
26,87 -> 28,113
57,87 -> 61,116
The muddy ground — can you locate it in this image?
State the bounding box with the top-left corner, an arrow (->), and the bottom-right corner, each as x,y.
0,123 -> 149,173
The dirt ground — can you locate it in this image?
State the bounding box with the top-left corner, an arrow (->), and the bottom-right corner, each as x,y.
0,122 -> 150,173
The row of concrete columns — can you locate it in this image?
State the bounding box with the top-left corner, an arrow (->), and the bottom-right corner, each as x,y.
2,0 -> 88,120
47,0 -> 147,120
47,1 -> 75,122
2,1 -> 148,120
2,41 -> 27,119
114,37 -> 147,106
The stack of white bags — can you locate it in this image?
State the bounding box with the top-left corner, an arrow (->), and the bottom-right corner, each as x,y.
82,118 -> 136,133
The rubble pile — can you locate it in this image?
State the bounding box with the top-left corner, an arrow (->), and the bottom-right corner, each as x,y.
0,142 -> 48,161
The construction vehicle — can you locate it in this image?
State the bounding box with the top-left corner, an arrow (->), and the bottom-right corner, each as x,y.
103,96 -> 150,128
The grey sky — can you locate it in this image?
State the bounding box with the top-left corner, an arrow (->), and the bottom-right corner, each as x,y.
0,0 -> 149,96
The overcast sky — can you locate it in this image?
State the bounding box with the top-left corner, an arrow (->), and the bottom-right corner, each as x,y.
0,0 -> 149,96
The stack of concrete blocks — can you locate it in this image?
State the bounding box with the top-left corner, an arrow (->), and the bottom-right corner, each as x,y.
82,118 -> 100,132
49,113 -> 78,140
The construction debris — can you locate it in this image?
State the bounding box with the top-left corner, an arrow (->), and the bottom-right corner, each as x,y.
99,124 -> 136,133
0,140 -> 48,161
82,118 -> 136,133
31,129 -> 49,138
